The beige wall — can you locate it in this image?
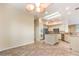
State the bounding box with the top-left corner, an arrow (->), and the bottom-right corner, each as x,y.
0,4 -> 34,51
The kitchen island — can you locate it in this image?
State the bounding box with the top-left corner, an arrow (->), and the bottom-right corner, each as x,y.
45,34 -> 61,45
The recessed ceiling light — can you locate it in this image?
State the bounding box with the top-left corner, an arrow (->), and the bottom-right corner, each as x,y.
65,7 -> 70,10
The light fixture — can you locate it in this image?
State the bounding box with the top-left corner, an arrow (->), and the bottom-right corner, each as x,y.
26,3 -> 50,13
35,2 -> 40,7
47,14 -> 61,20
36,3 -> 49,13
40,3 -> 49,9
43,12 -> 61,20
36,7 -> 40,12
26,4 -> 35,11
36,7 -> 45,13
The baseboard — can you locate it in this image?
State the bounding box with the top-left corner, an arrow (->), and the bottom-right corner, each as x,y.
0,41 -> 34,52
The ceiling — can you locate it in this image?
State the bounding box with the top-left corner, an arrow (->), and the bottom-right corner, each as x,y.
5,3 -> 79,25
43,3 -> 79,25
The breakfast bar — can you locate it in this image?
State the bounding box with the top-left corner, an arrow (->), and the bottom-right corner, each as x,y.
45,34 -> 61,45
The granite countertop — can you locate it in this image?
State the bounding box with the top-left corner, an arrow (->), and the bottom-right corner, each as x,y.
70,34 -> 79,37
70,35 -> 79,37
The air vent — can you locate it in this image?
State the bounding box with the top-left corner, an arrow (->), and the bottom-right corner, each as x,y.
75,7 -> 79,10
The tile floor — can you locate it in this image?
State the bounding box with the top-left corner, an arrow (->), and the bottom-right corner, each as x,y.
0,40 -> 79,56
